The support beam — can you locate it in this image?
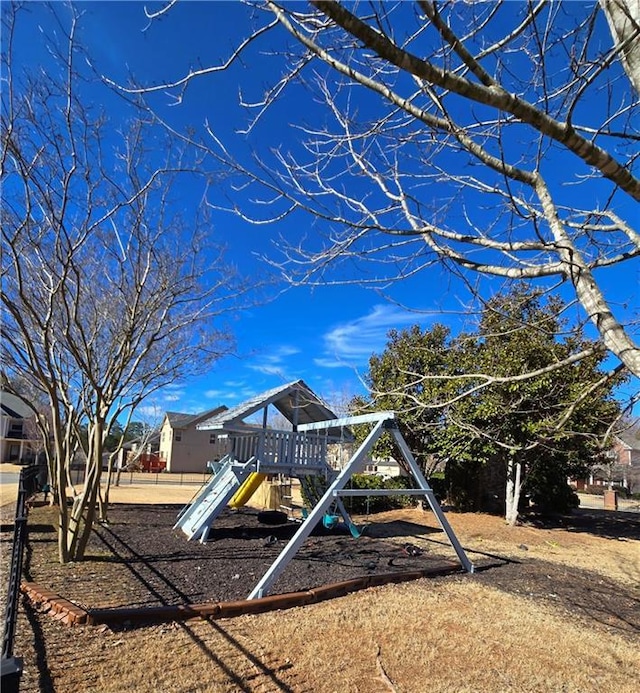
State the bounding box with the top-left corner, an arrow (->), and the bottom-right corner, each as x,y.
247,419 -> 387,599
388,425 -> 474,573
297,411 -> 395,431
335,488 -> 436,497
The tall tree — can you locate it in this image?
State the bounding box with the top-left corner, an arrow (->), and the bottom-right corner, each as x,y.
352,324 -> 453,475
358,288 -> 624,524
440,289 -> 624,523
1,4 -> 241,562
125,1 -> 640,385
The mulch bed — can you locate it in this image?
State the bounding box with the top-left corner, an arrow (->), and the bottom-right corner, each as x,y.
96,506 -> 454,602
3,503 -> 638,641
14,504 -> 466,617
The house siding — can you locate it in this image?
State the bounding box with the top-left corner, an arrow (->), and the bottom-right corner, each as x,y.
159,414 -> 228,474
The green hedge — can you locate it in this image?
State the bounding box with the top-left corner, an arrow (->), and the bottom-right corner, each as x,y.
342,474 -> 416,514
301,473 -> 448,515
427,474 -> 447,503
582,485 -> 631,498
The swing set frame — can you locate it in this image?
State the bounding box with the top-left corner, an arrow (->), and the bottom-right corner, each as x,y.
247,411 -> 474,600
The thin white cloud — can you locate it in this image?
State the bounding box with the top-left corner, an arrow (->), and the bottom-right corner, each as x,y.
269,345 -> 300,360
316,304 -> 421,368
160,384 -> 186,403
203,389 -> 225,399
313,359 -> 344,370
248,364 -> 287,377
136,404 -> 163,419
246,344 -> 300,378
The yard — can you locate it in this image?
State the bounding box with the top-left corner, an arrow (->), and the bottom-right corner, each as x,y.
1,500 -> 639,692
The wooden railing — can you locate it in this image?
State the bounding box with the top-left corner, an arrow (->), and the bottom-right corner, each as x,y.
231,430 -> 327,469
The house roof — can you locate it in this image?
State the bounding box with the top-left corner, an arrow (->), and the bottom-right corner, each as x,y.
197,380 -> 351,439
165,405 -> 228,430
617,420 -> 640,450
0,391 -> 37,419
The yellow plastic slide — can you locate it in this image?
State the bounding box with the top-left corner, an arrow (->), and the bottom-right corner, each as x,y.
228,472 -> 266,509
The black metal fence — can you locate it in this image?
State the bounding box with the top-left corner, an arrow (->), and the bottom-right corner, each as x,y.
70,467 -> 209,487
1,464 -> 41,692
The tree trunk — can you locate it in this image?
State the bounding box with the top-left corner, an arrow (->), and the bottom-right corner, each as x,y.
73,472 -> 100,559
67,419 -> 104,561
98,449 -> 120,520
50,418 -> 72,564
600,0 -> 640,93
55,465 -> 70,564
505,457 -> 523,526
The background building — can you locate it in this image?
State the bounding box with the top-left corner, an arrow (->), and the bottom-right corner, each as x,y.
158,406 -> 229,473
0,391 -> 40,464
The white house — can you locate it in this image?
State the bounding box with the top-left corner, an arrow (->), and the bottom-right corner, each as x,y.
158,406 -> 229,473
0,391 -> 40,464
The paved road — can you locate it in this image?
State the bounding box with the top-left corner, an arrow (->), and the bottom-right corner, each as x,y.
0,471 -> 20,486
577,492 -> 640,513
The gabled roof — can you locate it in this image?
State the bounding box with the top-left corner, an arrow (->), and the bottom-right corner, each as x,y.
197,380 -> 350,439
0,391 -> 37,419
164,405 -> 228,430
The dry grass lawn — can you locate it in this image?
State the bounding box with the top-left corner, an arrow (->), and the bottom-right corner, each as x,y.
2,481 -> 639,693
50,579 -> 635,693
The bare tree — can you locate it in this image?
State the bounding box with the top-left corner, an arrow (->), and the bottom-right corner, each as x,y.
109,409 -> 163,490
124,1 -> 639,386
1,4 -> 242,562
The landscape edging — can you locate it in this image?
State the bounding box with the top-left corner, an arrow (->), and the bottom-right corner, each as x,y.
21,562 -> 461,628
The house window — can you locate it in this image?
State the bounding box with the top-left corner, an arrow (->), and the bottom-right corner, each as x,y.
9,422 -> 24,438
174,432 -> 182,442
209,434 -> 217,444
161,432 -> 166,442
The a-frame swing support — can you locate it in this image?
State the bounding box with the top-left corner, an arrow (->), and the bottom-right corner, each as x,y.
247,412 -> 474,600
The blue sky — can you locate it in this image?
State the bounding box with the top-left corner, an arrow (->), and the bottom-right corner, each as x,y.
8,1 -> 639,419
75,0 -> 492,415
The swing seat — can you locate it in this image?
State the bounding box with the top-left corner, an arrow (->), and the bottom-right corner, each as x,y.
322,513 -> 340,530
347,522 -> 363,539
301,505 -> 362,537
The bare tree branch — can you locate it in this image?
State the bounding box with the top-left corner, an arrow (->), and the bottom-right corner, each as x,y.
2,3 -> 244,562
